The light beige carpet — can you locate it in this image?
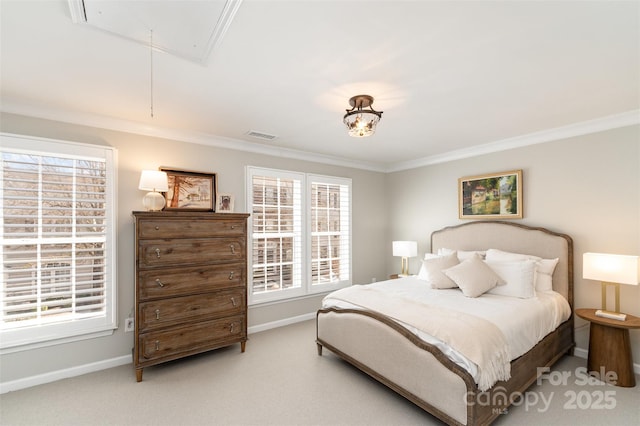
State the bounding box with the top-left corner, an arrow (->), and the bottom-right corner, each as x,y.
1,319 -> 638,425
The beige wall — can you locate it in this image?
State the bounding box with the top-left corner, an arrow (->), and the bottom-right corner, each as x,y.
0,113 -> 389,384
386,125 -> 640,362
1,112 -> 638,386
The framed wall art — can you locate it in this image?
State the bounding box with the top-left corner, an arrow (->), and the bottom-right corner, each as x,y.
216,193 -> 234,213
160,168 -> 217,211
459,170 -> 522,219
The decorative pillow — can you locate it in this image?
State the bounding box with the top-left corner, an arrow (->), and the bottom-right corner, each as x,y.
442,254 -> 504,297
534,258 -> 559,292
485,248 -> 540,262
423,253 -> 440,260
485,249 -> 559,293
417,253 -> 460,289
486,260 -> 537,298
418,253 -> 440,279
437,248 -> 486,261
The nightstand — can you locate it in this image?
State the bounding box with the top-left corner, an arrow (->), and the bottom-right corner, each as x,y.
575,308 -> 640,387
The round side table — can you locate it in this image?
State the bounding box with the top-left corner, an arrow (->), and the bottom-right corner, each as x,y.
575,308 -> 640,387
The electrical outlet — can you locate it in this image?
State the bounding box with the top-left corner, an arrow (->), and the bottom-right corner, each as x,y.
125,317 -> 134,333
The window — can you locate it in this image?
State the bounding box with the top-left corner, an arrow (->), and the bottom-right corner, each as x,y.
310,178 -> 350,286
247,167 -> 351,304
1,134 -> 117,352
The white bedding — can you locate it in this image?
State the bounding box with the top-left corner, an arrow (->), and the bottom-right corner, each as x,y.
322,276 -> 571,389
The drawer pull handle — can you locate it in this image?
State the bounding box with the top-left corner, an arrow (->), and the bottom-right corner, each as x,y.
155,279 -> 165,287
155,226 -> 159,230
155,309 -> 160,320
231,297 -> 237,307
230,323 -> 235,333
155,248 -> 161,258
229,271 -> 234,280
155,341 -> 160,351
231,225 -> 236,229
230,244 -> 235,254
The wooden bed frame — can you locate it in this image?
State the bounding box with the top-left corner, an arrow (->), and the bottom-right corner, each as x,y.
316,222 -> 574,426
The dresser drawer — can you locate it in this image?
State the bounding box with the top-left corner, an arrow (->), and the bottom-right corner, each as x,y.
138,289 -> 246,332
139,238 -> 245,268
138,316 -> 245,362
138,263 -> 244,300
138,218 -> 245,239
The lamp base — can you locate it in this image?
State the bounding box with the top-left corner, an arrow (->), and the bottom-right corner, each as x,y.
142,191 -> 165,211
595,310 -> 627,321
400,257 -> 410,276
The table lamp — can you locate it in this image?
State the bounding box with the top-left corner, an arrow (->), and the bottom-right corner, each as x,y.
583,252 -> 640,321
138,170 -> 169,211
393,241 -> 418,276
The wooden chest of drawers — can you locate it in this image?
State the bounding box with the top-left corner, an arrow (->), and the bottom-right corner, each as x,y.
132,211 -> 249,382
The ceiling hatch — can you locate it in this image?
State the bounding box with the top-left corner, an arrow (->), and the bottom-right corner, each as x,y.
68,0 -> 243,64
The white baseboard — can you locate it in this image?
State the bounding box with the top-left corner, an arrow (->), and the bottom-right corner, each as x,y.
573,346 -> 640,376
0,354 -> 132,394
0,312 -> 316,394
247,312 -> 316,334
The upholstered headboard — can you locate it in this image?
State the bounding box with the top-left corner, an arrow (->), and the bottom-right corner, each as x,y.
431,221 -> 573,308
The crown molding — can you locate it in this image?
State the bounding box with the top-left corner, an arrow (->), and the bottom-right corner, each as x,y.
1,101 -> 636,174
385,110 -> 640,172
0,102 -> 386,172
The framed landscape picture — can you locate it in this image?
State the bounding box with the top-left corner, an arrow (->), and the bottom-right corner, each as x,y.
160,168 -> 217,211
459,170 -> 522,219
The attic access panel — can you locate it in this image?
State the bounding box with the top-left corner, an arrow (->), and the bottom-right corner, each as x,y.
68,0 -> 242,64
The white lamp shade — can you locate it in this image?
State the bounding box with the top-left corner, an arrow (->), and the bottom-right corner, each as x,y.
583,253 -> 640,286
392,241 -> 418,258
138,170 -> 169,192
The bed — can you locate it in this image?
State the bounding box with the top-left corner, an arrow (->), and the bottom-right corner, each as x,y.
316,221 -> 574,426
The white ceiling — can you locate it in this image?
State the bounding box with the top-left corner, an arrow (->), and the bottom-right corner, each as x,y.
1,0 -> 638,172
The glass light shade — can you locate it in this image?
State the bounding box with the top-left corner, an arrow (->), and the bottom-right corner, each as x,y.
583,253 -> 639,285
344,112 -> 381,137
392,241 -> 418,258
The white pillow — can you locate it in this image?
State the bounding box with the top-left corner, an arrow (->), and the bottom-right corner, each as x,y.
417,253 -> 460,289
442,254 -> 504,298
437,248 -> 487,261
535,258 -> 559,292
485,249 -> 559,293
418,253 -> 440,279
486,260 -> 537,298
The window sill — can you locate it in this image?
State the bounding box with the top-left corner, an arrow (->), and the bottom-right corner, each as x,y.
248,290 -> 336,308
1,327 -> 116,355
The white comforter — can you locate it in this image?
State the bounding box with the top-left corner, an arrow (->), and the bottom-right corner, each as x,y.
322,276 -> 571,390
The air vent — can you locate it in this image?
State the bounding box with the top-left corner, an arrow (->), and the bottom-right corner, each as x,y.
246,131 -> 278,141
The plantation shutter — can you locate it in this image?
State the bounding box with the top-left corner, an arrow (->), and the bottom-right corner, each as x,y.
309,176 -> 351,286
1,134 -> 117,350
248,168 -> 303,301
246,167 -> 351,305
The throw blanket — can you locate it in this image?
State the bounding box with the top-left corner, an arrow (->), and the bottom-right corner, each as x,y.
327,285 -> 511,391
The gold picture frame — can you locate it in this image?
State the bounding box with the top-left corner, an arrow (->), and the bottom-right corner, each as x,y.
459,170 -> 522,219
160,167 -> 217,211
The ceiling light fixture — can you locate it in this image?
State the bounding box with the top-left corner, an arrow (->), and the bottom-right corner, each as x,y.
343,94 -> 383,138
